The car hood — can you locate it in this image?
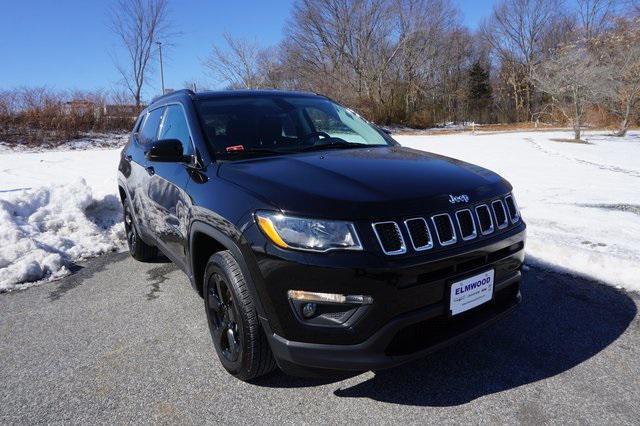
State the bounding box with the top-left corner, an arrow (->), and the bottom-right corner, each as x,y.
218,146 -> 511,220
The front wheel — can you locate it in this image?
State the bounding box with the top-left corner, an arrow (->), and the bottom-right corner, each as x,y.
204,251 -> 276,381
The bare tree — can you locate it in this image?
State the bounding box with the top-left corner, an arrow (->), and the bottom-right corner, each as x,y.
532,44 -> 609,140
576,0 -> 621,38
110,88 -> 135,106
393,0 -> 463,120
481,0 -> 564,121
0,89 -> 19,117
597,18 -> 640,136
280,0 -> 462,123
110,0 -> 173,106
203,33 -> 274,89
284,0 -> 397,101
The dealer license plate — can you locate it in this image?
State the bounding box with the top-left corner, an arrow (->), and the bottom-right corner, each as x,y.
450,269 -> 494,316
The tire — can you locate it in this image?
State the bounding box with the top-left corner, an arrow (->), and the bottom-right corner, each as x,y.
204,251 -> 276,381
123,201 -> 157,262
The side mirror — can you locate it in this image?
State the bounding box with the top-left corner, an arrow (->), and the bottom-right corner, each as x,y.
145,139 -> 185,162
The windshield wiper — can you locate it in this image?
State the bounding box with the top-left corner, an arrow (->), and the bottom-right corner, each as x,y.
299,140 -> 367,152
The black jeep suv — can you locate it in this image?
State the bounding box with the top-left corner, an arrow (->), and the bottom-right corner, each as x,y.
118,89 -> 525,380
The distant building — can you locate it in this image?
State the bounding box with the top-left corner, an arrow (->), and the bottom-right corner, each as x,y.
63,99 -> 141,120
103,104 -> 141,119
63,100 -> 100,115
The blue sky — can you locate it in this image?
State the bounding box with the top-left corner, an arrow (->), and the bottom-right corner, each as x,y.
0,0 -> 494,99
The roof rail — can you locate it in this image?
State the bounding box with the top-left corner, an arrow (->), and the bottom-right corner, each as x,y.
150,88 -> 195,104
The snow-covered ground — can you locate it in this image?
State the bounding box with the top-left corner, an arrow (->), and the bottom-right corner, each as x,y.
0,130 -> 638,293
0,132 -> 129,153
398,131 -> 640,292
0,143 -> 126,291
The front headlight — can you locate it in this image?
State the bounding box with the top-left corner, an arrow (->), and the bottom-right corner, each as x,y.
255,211 -> 362,252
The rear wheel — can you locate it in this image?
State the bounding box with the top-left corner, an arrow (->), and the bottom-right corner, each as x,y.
204,251 -> 276,381
123,201 -> 157,261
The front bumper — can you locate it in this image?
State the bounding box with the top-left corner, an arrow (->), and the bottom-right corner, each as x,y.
243,222 -> 526,372
265,274 -> 520,372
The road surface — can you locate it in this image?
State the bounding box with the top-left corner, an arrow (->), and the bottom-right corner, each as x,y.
1,252 -> 639,424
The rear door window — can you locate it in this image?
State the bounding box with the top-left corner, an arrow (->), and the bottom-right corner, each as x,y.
139,107 -> 164,146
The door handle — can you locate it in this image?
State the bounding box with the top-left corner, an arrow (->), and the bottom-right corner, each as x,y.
124,154 -> 132,162
146,166 -> 155,175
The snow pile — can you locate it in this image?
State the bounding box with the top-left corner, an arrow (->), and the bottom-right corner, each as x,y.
397,130 -> 640,292
0,179 -> 125,291
0,143 -> 125,291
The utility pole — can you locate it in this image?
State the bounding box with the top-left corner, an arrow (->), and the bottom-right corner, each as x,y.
156,41 -> 165,95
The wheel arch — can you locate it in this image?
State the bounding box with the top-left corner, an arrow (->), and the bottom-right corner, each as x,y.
188,221 -> 268,319
189,225 -> 226,297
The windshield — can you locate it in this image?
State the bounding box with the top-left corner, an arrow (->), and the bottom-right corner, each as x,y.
195,95 -> 393,160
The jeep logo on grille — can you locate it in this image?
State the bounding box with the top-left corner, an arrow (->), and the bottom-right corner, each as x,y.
448,194 -> 470,204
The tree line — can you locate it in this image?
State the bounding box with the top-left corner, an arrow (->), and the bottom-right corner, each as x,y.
202,0 -> 640,139
0,88 -> 138,144
3,0 -> 639,144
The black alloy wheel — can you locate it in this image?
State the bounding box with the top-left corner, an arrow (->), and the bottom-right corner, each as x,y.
207,273 -> 242,363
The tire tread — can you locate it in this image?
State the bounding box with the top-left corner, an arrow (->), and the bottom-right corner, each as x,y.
207,251 -> 276,380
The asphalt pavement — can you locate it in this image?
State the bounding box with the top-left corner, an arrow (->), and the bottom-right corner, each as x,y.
1,252 -> 639,425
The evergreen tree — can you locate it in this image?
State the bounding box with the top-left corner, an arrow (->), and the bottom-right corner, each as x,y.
468,61 -> 493,123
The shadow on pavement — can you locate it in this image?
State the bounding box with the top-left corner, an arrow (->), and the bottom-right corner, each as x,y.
259,261 -> 637,406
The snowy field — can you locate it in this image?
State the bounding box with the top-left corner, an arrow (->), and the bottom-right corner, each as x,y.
398,131 -> 640,292
0,130 -> 638,292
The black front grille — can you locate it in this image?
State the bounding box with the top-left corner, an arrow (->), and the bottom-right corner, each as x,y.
475,205 -> 494,234
492,200 -> 508,228
405,218 -> 433,250
505,196 -> 519,222
371,194 -> 520,255
455,210 -> 476,240
372,222 -> 405,254
432,214 -> 456,245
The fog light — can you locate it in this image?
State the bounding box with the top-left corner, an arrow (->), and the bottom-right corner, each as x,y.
287,290 -> 373,305
302,302 -> 317,318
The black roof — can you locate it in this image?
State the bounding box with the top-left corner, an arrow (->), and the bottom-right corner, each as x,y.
150,88 -> 322,105
194,89 -> 321,100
